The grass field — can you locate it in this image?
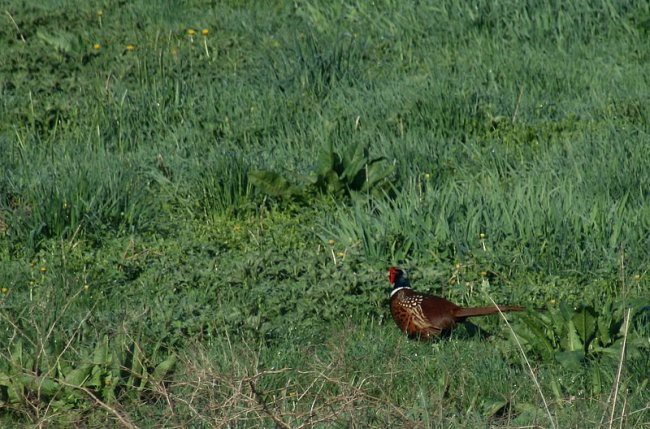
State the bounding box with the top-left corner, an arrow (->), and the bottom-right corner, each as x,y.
1,0 -> 650,427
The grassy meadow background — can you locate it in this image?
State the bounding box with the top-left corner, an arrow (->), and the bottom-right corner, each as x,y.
1,0 -> 650,427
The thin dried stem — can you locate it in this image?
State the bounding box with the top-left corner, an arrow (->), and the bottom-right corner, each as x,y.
512,84 -> 524,123
58,380 -> 139,429
607,308 -> 631,429
486,294 -> 557,429
5,10 -> 26,43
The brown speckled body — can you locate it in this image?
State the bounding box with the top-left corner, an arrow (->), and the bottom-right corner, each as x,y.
388,267 -> 523,340
390,288 -> 460,339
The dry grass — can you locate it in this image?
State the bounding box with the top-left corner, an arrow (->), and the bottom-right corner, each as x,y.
162,343 -> 419,429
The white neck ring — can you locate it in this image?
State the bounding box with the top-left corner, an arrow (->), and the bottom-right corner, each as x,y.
390,286 -> 411,298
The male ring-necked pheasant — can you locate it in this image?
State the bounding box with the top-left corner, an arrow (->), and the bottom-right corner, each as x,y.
388,267 -> 523,339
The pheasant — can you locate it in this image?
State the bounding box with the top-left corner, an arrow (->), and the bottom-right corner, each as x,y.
388,267 -> 523,339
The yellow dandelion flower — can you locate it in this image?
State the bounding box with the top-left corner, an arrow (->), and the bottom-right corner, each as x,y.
83,284 -> 89,290
455,262 -> 461,270
1,287 -> 8,294
40,266 -> 47,273
327,239 -> 335,246
479,271 -> 487,277
97,10 -> 103,17
201,28 -> 209,36
187,28 -> 197,36
93,43 -> 101,50
479,232 -> 486,239
126,44 -> 136,52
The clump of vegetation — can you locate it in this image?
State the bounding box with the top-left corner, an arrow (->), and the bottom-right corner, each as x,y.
513,300 -> 650,394
0,336 -> 175,408
249,141 -> 394,202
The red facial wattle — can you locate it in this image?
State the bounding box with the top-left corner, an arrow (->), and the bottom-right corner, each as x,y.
388,266 -> 401,285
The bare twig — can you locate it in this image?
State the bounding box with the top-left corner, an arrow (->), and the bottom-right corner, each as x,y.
170,351 -> 419,428
58,380 -> 139,429
0,311 -> 37,348
249,380 -> 292,429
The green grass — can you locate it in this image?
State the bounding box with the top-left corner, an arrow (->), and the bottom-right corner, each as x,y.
1,0 -> 649,427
